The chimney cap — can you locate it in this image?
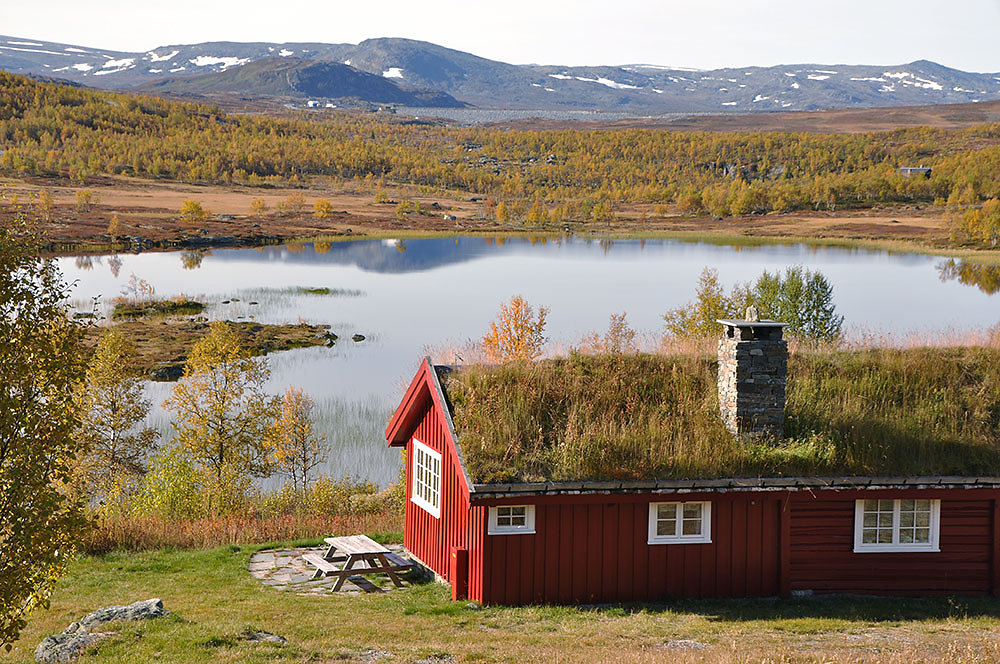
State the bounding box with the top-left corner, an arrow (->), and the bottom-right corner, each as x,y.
716,318 -> 788,328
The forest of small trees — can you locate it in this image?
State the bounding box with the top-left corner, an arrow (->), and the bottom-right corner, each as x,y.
3,72 -> 1000,244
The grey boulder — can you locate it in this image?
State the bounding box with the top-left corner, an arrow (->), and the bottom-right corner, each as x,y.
35,598 -> 169,663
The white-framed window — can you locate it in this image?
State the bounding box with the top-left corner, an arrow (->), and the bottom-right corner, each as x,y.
411,438 -> 441,518
853,498 -> 940,553
647,501 -> 712,544
487,505 -> 536,535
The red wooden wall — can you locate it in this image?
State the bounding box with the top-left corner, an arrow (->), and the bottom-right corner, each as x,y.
472,490 -> 1000,605
401,400 -> 485,600
480,493 -> 783,605
789,491 -> 995,596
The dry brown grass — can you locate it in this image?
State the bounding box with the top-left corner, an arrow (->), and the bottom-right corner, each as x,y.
81,512 -> 402,554
444,345 -> 1000,484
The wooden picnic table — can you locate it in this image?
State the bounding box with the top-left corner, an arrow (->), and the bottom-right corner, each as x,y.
302,534 -> 411,591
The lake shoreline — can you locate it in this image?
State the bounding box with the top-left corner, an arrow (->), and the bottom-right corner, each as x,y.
45,226 -> 1000,265
3,173 -> 995,263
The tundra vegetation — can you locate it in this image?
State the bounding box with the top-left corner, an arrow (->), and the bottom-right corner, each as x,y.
3,72 -> 1000,247
447,348 -> 1000,484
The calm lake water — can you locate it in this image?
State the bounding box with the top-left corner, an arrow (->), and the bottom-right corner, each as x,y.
59,236 -> 999,486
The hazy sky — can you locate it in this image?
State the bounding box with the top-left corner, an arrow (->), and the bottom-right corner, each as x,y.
4,0 -> 999,71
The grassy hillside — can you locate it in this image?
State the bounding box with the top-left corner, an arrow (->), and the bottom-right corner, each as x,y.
2,72 -> 1000,236
444,348 -> 1000,483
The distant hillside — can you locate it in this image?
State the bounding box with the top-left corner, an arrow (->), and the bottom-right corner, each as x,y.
3,34 -> 1000,112
2,70 -> 1000,236
135,57 -> 465,107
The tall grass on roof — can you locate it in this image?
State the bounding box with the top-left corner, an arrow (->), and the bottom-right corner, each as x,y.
443,348 -> 1000,484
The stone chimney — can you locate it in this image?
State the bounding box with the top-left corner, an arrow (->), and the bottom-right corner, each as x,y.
716,310 -> 788,439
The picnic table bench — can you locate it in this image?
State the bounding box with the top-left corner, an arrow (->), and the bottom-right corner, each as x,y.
302,534 -> 412,591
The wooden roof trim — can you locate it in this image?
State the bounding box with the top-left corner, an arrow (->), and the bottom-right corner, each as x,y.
385,358 -> 474,498
385,358 -> 433,447
468,476 -> 1000,500
427,363 -> 475,496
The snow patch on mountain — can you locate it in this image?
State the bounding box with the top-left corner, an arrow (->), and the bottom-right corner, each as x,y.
547,73 -> 640,89
147,49 -> 179,63
188,56 -> 249,69
911,78 -> 943,90
0,45 -> 70,56
382,67 -> 404,78
582,76 -> 640,90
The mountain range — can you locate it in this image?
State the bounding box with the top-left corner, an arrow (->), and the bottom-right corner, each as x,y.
3,34 -> 1000,113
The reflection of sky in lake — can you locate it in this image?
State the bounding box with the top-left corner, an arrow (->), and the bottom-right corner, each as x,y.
59,236 -> 1000,486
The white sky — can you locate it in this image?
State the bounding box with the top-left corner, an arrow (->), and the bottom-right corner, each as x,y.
4,0 -> 999,71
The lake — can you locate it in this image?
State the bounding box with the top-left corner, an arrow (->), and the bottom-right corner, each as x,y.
58,236 -> 999,486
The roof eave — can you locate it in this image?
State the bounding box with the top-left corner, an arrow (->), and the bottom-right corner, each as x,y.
468,476 -> 1000,501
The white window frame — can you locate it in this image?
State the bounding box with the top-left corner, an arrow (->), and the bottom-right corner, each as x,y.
410,438 -> 441,519
487,505 -> 536,535
853,498 -> 940,553
647,501 -> 712,544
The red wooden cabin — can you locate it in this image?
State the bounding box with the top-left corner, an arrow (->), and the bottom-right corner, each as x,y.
386,320 -> 1000,605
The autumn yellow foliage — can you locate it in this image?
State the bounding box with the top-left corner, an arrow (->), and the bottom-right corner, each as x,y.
481,295 -> 549,362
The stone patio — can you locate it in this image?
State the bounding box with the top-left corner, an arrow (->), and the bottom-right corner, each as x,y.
249,545 -> 415,595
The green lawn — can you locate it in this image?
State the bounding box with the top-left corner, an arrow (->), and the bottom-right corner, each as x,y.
6,541 -> 1000,663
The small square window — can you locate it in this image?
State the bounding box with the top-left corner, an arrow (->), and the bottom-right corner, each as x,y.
488,505 -> 535,535
648,502 -> 711,545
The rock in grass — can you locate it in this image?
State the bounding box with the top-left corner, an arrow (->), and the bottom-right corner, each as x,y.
35,599 -> 169,663
241,631 -> 287,644
34,630 -> 112,664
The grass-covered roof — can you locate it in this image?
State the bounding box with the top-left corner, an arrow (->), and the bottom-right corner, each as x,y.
440,348 -> 1000,484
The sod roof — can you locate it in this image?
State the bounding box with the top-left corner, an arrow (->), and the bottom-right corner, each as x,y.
438,348 -> 1000,486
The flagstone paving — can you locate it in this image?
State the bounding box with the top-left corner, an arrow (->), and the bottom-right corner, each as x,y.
249,545 -> 415,595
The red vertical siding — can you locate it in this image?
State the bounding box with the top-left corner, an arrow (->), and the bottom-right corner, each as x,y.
788,491 -> 994,596
401,401 -> 485,601
480,493 -> 782,605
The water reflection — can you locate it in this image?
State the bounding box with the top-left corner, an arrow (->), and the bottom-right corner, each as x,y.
108,254 -> 122,278
180,250 -> 210,270
937,259 -> 1000,295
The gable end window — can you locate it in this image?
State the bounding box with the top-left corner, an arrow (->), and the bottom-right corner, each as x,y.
647,501 -> 712,544
853,499 -> 940,553
488,505 -> 536,535
411,438 -> 441,518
